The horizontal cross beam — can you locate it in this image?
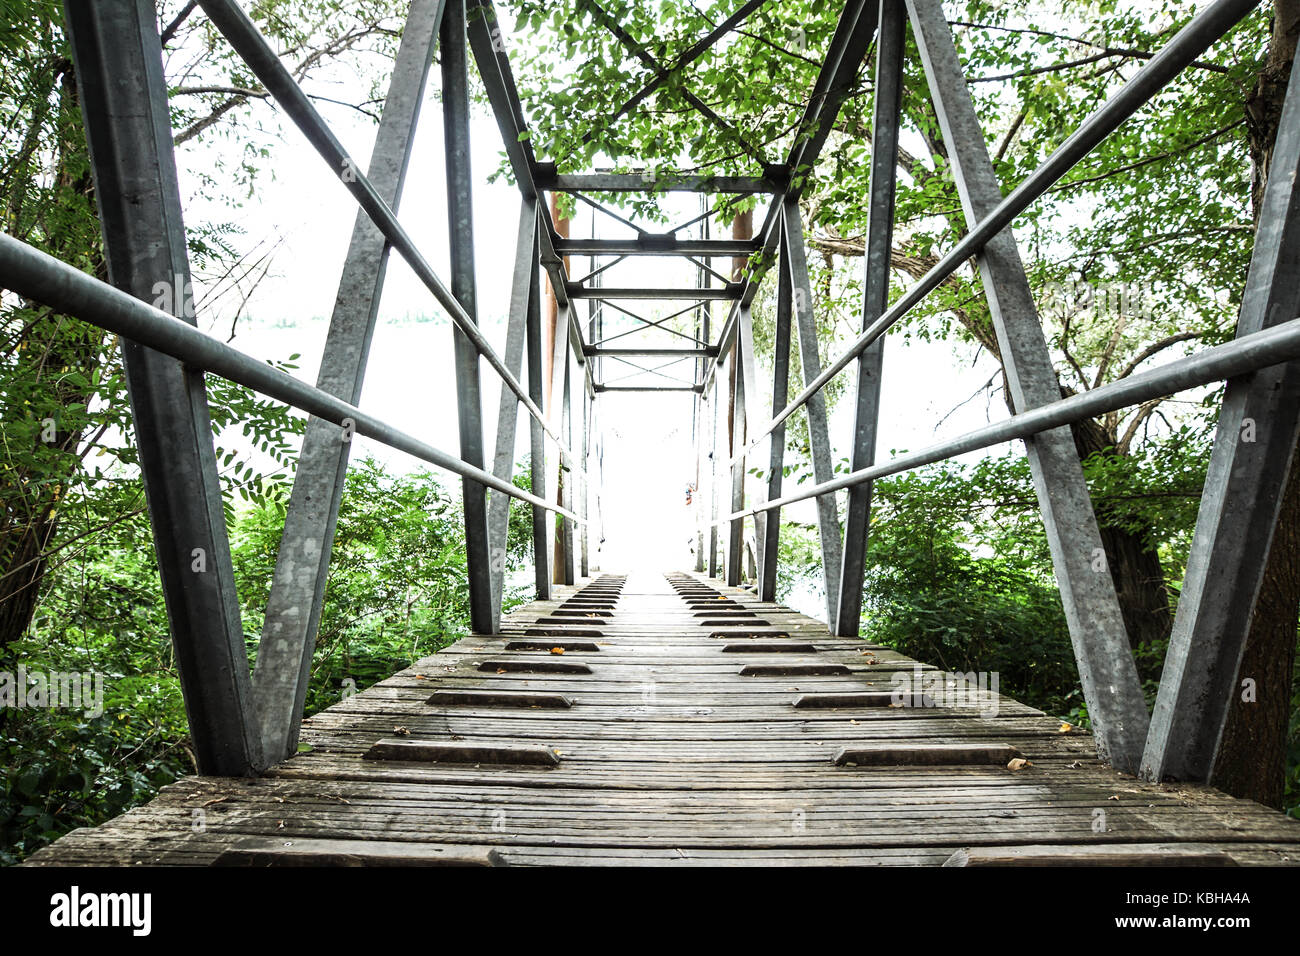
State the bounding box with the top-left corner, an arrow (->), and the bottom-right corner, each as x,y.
555,237 -> 761,257
537,168 -> 787,194
594,384 -> 705,393
569,285 -> 740,300
585,347 -> 717,358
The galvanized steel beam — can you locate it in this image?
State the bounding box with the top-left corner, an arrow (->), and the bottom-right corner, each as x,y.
909,0 -> 1149,770
1142,60 -> 1300,784
63,0 -> 263,775
784,200 -> 843,621
253,0 -> 445,761
833,0 -> 903,638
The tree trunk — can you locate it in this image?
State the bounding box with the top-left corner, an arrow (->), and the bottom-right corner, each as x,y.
1070,414 -> 1172,655
1213,452 -> 1300,807
1210,0 -> 1300,808
0,60 -> 103,658
812,238 -> 1176,651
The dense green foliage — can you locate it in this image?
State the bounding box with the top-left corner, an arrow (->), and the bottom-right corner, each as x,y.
0,459 -> 535,863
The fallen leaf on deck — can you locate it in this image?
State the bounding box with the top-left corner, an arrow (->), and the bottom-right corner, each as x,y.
551,647 -> 565,655
1007,758 -> 1032,771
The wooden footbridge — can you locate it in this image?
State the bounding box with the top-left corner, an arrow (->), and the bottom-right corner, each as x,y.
6,0 -> 1300,866
25,572 -> 1300,866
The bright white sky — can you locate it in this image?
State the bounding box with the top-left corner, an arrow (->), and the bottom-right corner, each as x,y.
176,22 -> 1013,597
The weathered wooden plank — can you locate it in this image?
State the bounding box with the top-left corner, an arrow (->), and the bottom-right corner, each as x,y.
740,664 -> 851,677
477,659 -> 593,674
795,692 -> 933,708
213,836 -> 504,866
426,690 -> 574,709
943,844 -> 1238,867
364,739 -> 562,766
836,744 -> 1023,767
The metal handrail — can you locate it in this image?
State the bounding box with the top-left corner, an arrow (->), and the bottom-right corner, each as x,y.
198,0 -> 588,479
723,0 -> 1257,471
712,315 -> 1300,525
0,231 -> 583,523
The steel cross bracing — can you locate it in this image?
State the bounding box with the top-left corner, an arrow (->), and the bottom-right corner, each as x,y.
0,0 -> 1294,787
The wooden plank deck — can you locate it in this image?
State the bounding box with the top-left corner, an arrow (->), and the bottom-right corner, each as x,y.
24,571 -> 1300,866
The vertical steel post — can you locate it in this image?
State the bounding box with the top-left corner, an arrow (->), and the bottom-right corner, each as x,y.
441,0 -> 495,634
253,0 -> 444,761
736,306 -> 766,583
784,200 -> 844,621
908,0 -> 1148,771
1142,61 -> 1300,783
834,0 -> 904,637
758,226 -> 795,603
560,350 -> 577,586
727,335 -> 747,586
590,394 -> 603,573
63,0 -> 262,774
525,239 -> 551,599
694,388 -> 707,573
579,378 -> 591,578
487,199 -> 538,609
548,302 -> 572,583
708,358 -> 723,578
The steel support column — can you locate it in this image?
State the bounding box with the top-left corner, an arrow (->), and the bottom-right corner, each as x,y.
784,201 -> 843,621
560,350 -> 578,586
908,0 -> 1148,771
64,0 -> 262,774
1142,62 -> 1300,783
252,0 -> 444,762
708,366 -> 722,578
579,379 -> 591,579
441,0 -> 495,634
548,300 -> 573,584
487,199 -> 539,608
833,0 -> 904,637
726,338 -> 747,587
694,389 -> 707,573
525,241 -> 552,599
758,230 -> 795,603
736,306 -> 767,586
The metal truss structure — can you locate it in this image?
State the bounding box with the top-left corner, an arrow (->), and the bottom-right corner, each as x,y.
0,0 -> 1296,783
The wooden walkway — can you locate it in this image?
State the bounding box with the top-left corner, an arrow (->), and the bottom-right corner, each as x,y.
25,572 -> 1300,866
